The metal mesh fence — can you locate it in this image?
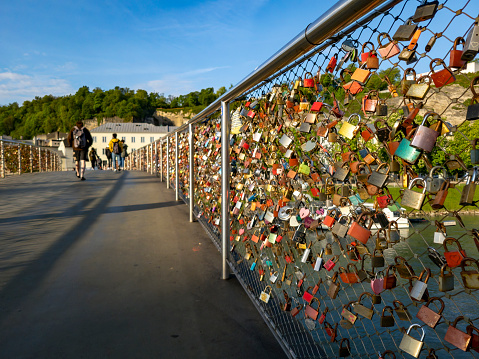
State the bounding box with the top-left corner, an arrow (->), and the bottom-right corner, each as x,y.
136,0 -> 479,357
0,141 -> 60,178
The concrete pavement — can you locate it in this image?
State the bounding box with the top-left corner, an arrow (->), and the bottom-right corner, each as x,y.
0,170 -> 287,359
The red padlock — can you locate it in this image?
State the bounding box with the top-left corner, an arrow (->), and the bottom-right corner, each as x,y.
450,37 -> 466,69
318,307 -> 328,324
443,237 -> 467,268
324,255 -> 339,271
303,72 -> 315,87
430,58 -> 456,88
326,53 -> 338,73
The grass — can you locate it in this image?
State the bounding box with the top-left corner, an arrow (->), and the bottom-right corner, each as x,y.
367,183 -> 479,212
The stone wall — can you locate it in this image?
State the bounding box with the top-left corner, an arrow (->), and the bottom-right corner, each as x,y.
153,109 -> 195,127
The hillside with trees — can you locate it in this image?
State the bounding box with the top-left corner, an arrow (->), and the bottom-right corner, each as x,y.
0,85 -> 228,140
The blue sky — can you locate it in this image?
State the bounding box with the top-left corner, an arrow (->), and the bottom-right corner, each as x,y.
0,0 -> 329,106
1,0 -> 477,106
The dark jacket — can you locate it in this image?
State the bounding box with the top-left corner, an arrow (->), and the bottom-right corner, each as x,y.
68,126 -> 93,151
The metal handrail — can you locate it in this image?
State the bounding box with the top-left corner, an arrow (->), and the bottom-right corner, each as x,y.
164,0 -> 394,135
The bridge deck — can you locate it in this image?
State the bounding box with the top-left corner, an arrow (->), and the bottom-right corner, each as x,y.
0,171 -> 286,359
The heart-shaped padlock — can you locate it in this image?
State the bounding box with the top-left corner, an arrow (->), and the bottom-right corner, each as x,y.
299,207 -> 310,219
371,273 -> 385,295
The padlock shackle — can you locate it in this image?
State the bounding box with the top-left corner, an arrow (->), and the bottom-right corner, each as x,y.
424,296 -> 445,314
420,111 -> 441,127
403,67 -> 417,80
377,32 -> 394,48
453,36 -> 465,50
443,236 -> 464,252
408,177 -> 427,192
418,267 -> 431,282
460,257 -> 479,271
406,323 -> 425,341
381,305 -> 394,316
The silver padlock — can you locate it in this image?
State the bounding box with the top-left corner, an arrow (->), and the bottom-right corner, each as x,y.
461,21 -> 479,62
459,167 -> 478,206
314,249 -> 324,271
269,271 -> 278,283
401,178 -> 427,210
410,269 -> 430,301
425,166 -> 447,194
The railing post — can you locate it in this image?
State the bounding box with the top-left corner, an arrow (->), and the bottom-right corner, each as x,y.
166,136 -> 170,189
160,140 -> 163,182
221,101 -> 230,280
38,148 -> 42,172
1,141 -> 4,178
175,132 -> 179,201
18,144 -> 21,175
29,146 -> 33,173
151,142 -> 158,174
189,123 -> 195,222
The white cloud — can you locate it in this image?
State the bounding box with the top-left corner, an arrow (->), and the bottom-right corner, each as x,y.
0,71 -> 73,105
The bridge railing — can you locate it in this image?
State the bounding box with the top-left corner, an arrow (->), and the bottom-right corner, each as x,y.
127,0 -> 479,357
0,139 -> 62,178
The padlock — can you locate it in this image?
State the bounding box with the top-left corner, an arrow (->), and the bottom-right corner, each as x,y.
406,75 -> 431,100
438,264 -> 455,292
383,265 -> 397,289
347,212 -> 372,244
362,90 -> 379,114
303,72 -> 314,88
460,257 -> 479,289
416,296 -> 444,328
409,269 -> 431,301
471,138 -> 479,165
425,166 -> 447,194
327,272 -> 340,299
352,292 -> 374,319
360,41 -> 378,69
387,220 -> 401,246
377,32 -> 400,59
339,113 -> 360,139
461,21 -> 479,61
393,17 -> 418,41
371,272 -> 384,295
433,221 -> 447,244
259,285 -> 272,303
467,324 -> 479,353
450,36 -> 466,69
379,350 -> 396,359
324,255 -> 339,271
395,128 -> 422,165
304,297 -> 320,321
401,177 -> 427,210
324,322 -> 337,342
444,316 -> 472,351
412,0 -> 438,22
410,111 -> 441,152
269,270 -> 279,284
375,98 -> 388,116
339,338 -> 351,357
290,299 -> 303,317
324,243 -> 333,255
467,76 -> 479,121
281,290 -> 291,311
331,215 -> 350,238
460,167 -> 478,206
393,300 -> 412,321
371,249 -> 385,268
367,163 -> 390,189
401,68 -> 416,95
314,249 -> 324,271
444,237 -> 467,268
399,324 -> 425,358
380,306 -> 395,327
431,180 -> 450,210
430,58 -> 455,88
326,53 -> 338,73
341,301 -> 357,326
292,224 -> 307,244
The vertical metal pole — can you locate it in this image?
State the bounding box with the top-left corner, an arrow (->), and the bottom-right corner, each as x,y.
30,146 -> 33,173
38,148 -> 42,172
189,124 -> 195,222
151,143 -> 154,175
166,136 -> 170,189
175,132 -> 179,201
18,145 -> 21,175
154,142 -> 157,176
221,101 -> 230,280
0,141 -> 4,178
160,140 -> 163,182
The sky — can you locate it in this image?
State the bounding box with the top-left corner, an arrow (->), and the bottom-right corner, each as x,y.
0,0 -> 330,106
0,0 -> 476,107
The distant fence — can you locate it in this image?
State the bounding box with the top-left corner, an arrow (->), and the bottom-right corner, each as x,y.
127,0 -> 479,357
0,139 -> 61,178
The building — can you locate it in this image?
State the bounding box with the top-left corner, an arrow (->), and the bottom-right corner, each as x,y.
33,131 -> 68,147
90,123 -> 177,166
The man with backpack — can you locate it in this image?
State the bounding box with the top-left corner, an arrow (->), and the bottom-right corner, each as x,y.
68,121 -> 93,180
108,133 -> 123,172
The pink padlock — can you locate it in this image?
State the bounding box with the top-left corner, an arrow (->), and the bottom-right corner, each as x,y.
371,272 -> 385,295
299,207 -> 310,219
324,255 -> 339,271
239,228 -> 245,235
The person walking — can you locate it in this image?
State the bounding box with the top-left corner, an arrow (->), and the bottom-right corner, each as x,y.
68,120 -> 93,181
105,147 -> 112,170
89,147 -> 97,170
120,139 -> 128,171
108,133 -> 123,172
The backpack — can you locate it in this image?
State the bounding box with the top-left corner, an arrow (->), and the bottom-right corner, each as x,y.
73,126 -> 87,149
113,140 -> 121,154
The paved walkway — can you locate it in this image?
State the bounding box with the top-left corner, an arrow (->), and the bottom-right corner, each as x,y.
0,170 -> 287,359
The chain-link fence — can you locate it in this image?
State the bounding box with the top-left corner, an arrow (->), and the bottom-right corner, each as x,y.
0,140 -> 61,178
134,0 -> 479,357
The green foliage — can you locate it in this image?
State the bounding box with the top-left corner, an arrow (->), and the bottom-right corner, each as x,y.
0,85 -> 226,139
